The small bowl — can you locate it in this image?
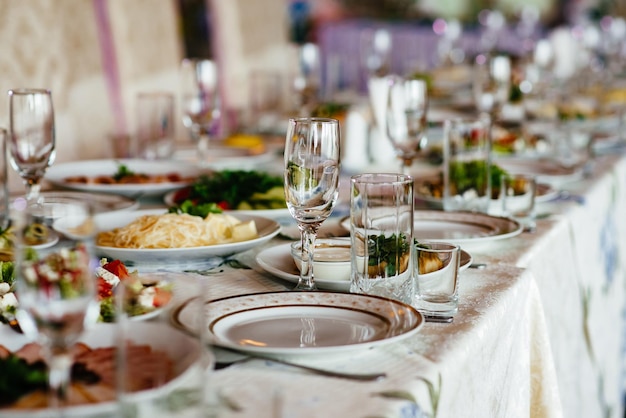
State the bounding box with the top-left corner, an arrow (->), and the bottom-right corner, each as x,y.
290,238 -> 351,282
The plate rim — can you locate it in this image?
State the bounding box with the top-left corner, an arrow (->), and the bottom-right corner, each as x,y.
172,290 -> 424,356
411,210 -> 523,244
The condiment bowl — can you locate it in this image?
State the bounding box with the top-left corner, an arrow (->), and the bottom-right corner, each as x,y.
290,238 -> 351,282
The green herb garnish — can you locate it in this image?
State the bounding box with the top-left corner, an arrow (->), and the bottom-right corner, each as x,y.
0,355 -> 48,406
367,233 -> 411,276
112,163 -> 135,181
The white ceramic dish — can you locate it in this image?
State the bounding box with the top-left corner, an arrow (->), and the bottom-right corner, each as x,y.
45,159 -> 202,197
0,322 -> 201,417
172,291 -> 424,357
290,238 -> 352,282
172,144 -> 276,169
12,191 -> 139,214
163,189 -> 291,220
412,210 -> 522,250
340,210 -> 522,251
493,157 -> 584,186
256,242 -> 473,292
93,209 -> 281,267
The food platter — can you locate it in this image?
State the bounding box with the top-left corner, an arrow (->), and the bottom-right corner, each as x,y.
45,159 -> 202,197
0,322 -> 201,416
172,291 -> 424,357
93,209 -> 281,267
255,243 -> 473,292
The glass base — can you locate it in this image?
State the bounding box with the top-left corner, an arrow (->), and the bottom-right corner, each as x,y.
413,297 -> 458,318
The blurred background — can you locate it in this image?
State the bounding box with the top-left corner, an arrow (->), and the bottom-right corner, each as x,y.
0,0 -> 624,189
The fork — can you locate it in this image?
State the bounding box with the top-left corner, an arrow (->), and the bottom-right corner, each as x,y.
211,344 -> 386,381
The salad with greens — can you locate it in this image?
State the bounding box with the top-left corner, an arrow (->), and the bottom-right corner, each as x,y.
168,169 -> 286,217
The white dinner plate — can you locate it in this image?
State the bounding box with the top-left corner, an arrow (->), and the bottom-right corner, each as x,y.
172,291 -> 424,357
340,210 -> 522,251
494,157 -> 584,186
11,191 -> 139,214
255,243 -> 473,292
0,322 -> 201,417
163,189 -> 292,220
45,159 -> 202,197
172,144 -> 276,169
93,209 -> 281,267
412,210 -> 522,250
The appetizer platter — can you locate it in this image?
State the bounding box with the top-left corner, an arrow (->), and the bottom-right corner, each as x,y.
45,159 -> 202,197
165,169 -> 289,218
96,259 -> 172,323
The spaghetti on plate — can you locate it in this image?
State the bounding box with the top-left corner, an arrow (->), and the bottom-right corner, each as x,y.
96,213 -> 257,249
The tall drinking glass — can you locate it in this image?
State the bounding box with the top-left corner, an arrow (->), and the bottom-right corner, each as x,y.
180,59 -> 221,167
0,129 -> 9,231
284,118 -> 340,291
8,89 -> 56,205
13,199 -> 98,413
386,76 -> 429,174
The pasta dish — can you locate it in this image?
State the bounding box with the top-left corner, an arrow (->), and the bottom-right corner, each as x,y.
96,213 -> 258,249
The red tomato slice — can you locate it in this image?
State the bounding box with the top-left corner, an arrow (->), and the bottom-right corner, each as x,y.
153,287 -> 172,307
103,259 -> 130,280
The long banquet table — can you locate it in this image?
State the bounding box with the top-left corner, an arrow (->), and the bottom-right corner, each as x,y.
149,150 -> 626,418
4,141 -> 625,418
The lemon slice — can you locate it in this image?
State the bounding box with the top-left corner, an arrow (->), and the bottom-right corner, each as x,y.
224,134 -> 265,155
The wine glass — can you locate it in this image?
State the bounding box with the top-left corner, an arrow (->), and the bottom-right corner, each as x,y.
284,118 -> 340,291
13,198 -> 98,413
385,76 -> 429,175
472,54 -> 511,121
8,89 -> 56,205
180,58 -> 221,167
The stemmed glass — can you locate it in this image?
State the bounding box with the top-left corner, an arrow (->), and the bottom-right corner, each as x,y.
8,89 -> 56,205
180,58 -> 221,167
385,76 -> 429,175
13,199 -> 97,413
472,54 -> 511,121
284,118 -> 340,291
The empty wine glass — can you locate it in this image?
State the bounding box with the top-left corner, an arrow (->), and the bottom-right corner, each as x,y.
13,198 -> 98,413
284,118 -> 340,291
180,58 -> 221,167
386,76 -> 429,174
8,89 -> 56,205
473,54 -> 511,121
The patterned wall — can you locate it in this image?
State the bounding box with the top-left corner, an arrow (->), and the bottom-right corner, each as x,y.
0,0 -> 182,191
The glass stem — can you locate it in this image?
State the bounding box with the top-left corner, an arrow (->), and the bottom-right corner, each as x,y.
295,226 -> 318,291
47,350 -> 72,415
401,158 -> 412,176
197,132 -> 210,167
25,180 -> 42,205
